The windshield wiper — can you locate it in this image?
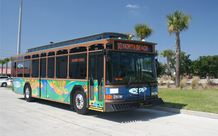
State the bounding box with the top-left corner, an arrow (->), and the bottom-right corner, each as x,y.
126,77 -> 132,88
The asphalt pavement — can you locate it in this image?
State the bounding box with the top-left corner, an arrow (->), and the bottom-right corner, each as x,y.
1,87 -> 218,136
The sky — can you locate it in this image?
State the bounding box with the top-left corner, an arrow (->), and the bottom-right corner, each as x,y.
1,0 -> 218,64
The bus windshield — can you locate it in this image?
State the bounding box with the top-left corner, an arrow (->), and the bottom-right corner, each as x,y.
106,51 -> 157,84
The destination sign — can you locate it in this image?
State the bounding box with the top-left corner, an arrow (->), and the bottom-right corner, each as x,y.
114,42 -> 152,52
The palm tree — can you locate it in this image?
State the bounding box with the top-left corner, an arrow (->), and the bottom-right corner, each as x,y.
4,58 -> 10,76
161,49 -> 175,73
166,10 -> 192,87
0,59 -> 6,76
134,23 -> 153,41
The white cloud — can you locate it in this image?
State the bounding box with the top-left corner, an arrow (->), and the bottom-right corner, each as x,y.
126,4 -> 140,8
143,6 -> 150,10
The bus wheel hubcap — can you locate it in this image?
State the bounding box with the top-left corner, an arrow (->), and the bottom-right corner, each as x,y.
76,94 -> 84,109
25,88 -> 30,98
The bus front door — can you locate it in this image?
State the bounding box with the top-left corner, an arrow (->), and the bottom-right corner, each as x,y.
88,53 -> 104,111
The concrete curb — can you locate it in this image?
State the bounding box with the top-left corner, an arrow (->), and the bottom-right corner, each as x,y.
148,106 -> 218,119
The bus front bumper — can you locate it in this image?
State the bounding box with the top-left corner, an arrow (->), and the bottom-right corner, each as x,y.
104,98 -> 164,112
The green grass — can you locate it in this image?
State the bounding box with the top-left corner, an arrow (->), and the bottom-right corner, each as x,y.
158,88 -> 218,113
5,86 -> 12,89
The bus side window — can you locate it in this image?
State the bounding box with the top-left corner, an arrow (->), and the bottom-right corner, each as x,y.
47,57 -> 54,78
56,56 -> 67,78
32,59 -> 39,77
69,53 -> 87,79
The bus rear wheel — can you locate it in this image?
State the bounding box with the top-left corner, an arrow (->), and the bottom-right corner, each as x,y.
73,90 -> 89,114
24,84 -> 34,102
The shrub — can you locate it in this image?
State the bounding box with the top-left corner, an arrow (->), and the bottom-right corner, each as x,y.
191,76 -> 200,89
171,75 -> 176,81
162,75 -> 167,80
159,77 -> 164,85
166,80 -> 170,88
180,76 -> 188,89
201,77 -> 210,90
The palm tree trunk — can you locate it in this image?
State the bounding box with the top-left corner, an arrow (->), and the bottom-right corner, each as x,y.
175,32 -> 180,87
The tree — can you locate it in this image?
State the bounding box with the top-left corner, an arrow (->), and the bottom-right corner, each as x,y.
191,55 -> 218,78
157,62 -> 167,76
166,10 -> 192,87
160,49 -> 175,73
124,32 -> 134,40
0,59 -> 6,76
4,58 -> 10,76
134,23 -> 153,41
170,51 -> 192,75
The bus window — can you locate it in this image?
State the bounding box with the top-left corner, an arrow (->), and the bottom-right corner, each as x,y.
56,50 -> 68,55
40,58 -> 46,78
89,44 -> 104,51
32,59 -> 39,77
40,53 -> 46,57
70,47 -> 87,53
69,53 -> 87,79
48,51 -> 55,56
24,60 -> 30,77
17,61 -> 23,77
95,35 -> 102,40
47,57 -> 54,78
13,62 -> 16,77
56,56 -> 67,78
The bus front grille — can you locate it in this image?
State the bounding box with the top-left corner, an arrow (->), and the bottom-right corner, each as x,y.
111,103 -> 139,111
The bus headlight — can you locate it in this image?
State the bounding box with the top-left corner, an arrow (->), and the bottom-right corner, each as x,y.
113,94 -> 123,99
151,92 -> 158,96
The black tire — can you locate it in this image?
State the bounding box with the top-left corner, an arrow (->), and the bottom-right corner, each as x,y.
73,90 -> 89,114
2,82 -> 7,87
24,84 -> 34,102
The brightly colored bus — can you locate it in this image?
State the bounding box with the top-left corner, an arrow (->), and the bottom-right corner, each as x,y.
12,32 -> 163,114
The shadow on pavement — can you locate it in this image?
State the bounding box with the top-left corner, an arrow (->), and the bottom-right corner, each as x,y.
18,97 -> 179,123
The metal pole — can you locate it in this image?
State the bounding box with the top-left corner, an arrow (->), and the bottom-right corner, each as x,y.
17,0 -> 23,55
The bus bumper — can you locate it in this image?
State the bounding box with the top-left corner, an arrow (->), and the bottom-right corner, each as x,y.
104,98 -> 164,112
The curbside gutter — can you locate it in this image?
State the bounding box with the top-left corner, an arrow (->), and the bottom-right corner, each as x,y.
147,106 -> 218,119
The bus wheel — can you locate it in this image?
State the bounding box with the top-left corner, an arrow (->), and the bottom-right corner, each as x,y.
73,90 -> 89,114
24,84 -> 34,102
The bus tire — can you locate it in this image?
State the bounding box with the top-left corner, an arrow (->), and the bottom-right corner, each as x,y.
24,84 -> 34,102
73,90 -> 89,114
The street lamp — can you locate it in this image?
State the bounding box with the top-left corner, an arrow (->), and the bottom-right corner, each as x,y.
17,0 -> 23,55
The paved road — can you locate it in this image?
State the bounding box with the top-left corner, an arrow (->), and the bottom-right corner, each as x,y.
1,88 -> 218,136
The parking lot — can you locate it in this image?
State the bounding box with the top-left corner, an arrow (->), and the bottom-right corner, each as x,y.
1,87 -> 218,136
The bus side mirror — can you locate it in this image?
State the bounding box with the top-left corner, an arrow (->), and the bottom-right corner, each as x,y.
155,59 -> 158,67
106,51 -> 113,62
